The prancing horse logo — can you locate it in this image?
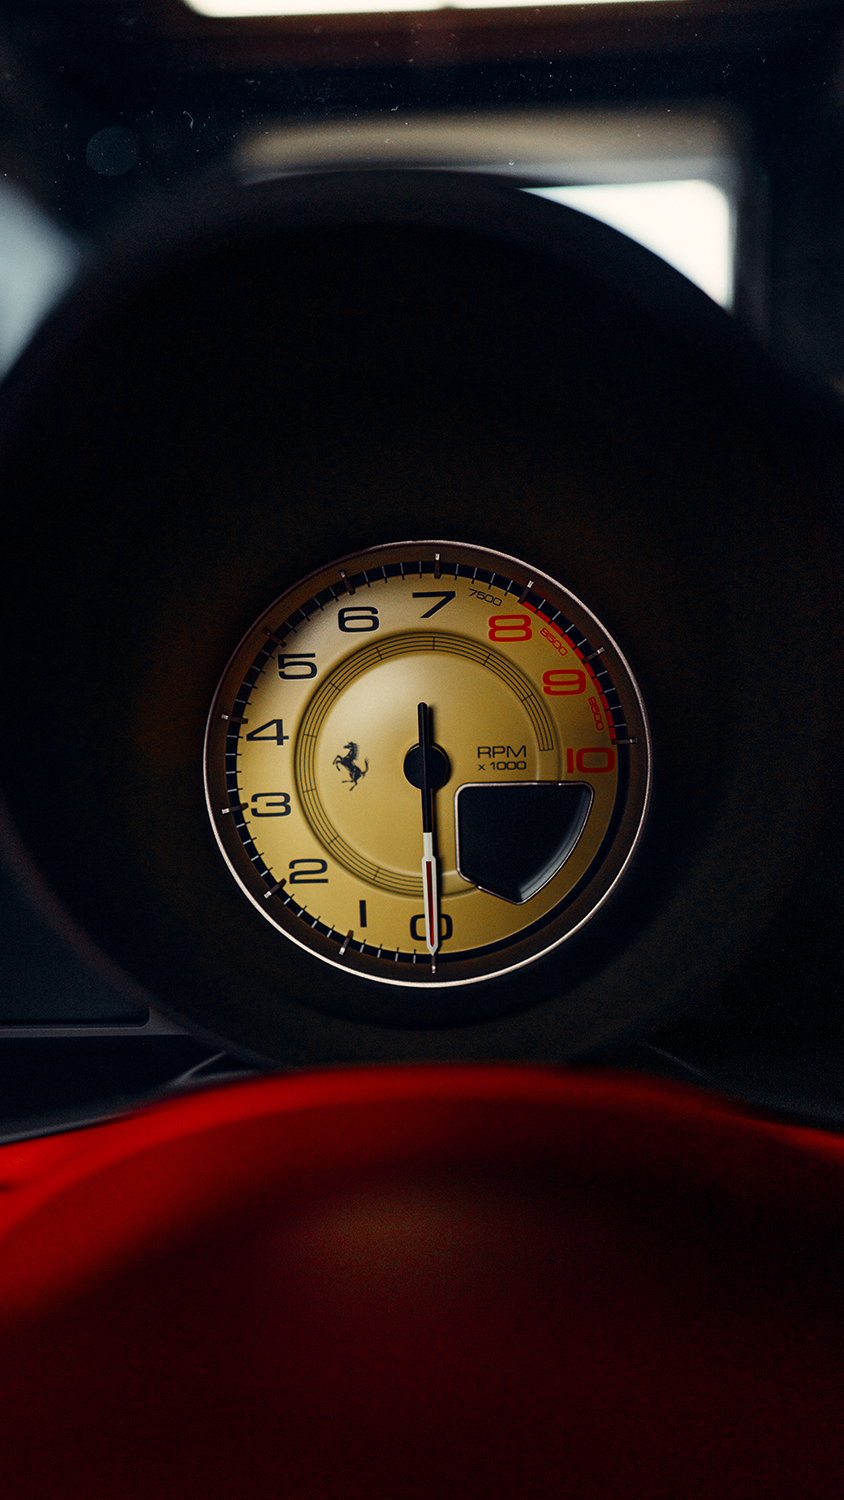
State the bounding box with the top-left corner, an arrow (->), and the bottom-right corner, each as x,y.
333,742 -> 368,789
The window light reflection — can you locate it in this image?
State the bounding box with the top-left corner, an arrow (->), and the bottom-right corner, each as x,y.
527,180 -> 734,308
187,0 -> 673,13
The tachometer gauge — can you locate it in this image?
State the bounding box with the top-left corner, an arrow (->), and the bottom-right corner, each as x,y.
205,541 -> 650,989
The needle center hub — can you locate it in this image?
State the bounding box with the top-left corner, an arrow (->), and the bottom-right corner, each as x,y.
403,742 -> 450,791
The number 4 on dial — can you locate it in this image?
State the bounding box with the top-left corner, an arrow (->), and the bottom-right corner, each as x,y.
246,720 -> 290,745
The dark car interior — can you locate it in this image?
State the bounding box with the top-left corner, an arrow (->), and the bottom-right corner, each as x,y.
0,1 -> 842,1494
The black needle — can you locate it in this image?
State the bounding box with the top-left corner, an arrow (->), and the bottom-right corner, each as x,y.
403,703 -> 450,964
418,702 -> 434,834
418,703 -> 438,961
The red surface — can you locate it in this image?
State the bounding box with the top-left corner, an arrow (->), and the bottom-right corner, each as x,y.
0,1065 -> 843,1498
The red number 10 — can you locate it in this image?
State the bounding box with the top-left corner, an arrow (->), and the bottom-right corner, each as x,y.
543,669 -> 585,694
566,748 -> 616,774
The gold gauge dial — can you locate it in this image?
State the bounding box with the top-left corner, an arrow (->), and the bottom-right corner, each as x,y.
204,542 -> 650,988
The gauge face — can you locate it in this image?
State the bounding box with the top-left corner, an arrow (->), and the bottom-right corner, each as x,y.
204,542 -> 650,989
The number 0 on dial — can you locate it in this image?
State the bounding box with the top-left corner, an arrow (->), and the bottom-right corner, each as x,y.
204,541 -> 651,988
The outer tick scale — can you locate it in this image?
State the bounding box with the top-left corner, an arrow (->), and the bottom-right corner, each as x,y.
204,541 -> 651,988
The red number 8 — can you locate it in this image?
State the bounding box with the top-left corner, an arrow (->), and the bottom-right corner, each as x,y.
488,614 -> 532,642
